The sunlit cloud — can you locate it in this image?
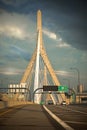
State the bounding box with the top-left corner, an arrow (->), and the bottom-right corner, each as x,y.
0,11 -> 35,40
56,42 -> 71,48
0,68 -> 23,75
0,25 -> 28,40
43,28 -> 71,48
43,29 -> 57,40
55,70 -> 73,77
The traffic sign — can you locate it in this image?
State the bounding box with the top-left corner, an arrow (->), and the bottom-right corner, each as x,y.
58,86 -> 68,92
43,85 -> 58,91
43,85 -> 68,92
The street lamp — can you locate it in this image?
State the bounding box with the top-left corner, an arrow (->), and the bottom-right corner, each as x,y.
70,67 -> 80,103
70,67 -> 80,88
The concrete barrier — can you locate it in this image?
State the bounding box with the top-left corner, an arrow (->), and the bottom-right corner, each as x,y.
0,93 -> 34,109
0,101 -> 33,109
0,101 -> 8,109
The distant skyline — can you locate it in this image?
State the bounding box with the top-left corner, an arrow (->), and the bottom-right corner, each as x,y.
0,0 -> 87,91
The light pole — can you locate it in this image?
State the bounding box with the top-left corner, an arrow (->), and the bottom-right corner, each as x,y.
70,68 -> 80,89
70,67 -> 80,103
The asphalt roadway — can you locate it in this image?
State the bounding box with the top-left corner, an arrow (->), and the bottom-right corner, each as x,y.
46,104 -> 87,130
0,104 -> 87,130
0,104 -> 65,130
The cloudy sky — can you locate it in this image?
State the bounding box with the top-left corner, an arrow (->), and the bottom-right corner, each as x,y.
0,0 -> 87,91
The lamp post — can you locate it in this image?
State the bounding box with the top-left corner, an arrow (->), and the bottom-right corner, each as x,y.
70,67 -> 80,103
70,68 -> 80,89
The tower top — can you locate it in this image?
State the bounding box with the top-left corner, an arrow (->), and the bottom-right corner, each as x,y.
37,10 -> 41,13
37,10 -> 42,31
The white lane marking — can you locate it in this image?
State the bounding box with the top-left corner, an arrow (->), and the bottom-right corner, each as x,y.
57,105 -> 87,115
43,105 -> 74,130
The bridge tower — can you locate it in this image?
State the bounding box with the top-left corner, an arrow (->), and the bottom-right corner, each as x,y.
20,10 -> 65,103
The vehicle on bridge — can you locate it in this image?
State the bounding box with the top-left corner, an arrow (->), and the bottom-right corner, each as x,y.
47,100 -> 54,105
61,101 -> 66,105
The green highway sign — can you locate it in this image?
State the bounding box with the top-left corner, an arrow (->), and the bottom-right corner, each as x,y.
58,86 -> 68,92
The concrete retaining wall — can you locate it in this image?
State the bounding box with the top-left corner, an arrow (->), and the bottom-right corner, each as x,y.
0,101 -> 33,109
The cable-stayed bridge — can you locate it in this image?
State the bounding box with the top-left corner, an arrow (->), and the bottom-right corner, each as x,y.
8,10 -> 66,104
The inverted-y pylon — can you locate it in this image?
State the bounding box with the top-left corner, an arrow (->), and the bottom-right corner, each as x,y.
20,10 -> 65,103
20,10 -> 60,85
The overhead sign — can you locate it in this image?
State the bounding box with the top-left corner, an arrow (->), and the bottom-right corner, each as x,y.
58,86 -> 68,92
43,85 -> 58,91
43,85 -> 68,92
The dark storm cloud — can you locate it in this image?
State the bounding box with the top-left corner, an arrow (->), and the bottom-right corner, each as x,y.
42,0 -> 87,50
0,0 -> 87,50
